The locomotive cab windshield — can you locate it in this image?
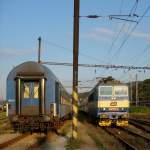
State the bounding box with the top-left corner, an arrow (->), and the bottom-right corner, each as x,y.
99,86 -> 112,97
99,85 -> 128,98
114,86 -> 128,97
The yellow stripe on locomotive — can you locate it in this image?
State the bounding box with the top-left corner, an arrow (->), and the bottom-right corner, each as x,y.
98,98 -> 129,126
98,99 -> 129,108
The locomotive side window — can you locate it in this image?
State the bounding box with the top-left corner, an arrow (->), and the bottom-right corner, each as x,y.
99,86 -> 112,96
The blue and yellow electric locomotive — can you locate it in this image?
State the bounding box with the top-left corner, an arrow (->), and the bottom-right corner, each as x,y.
85,78 -> 129,126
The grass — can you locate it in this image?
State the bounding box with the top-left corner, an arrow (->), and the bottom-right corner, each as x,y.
129,106 -> 150,114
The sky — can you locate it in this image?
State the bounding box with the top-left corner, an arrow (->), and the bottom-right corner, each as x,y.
0,0 -> 150,99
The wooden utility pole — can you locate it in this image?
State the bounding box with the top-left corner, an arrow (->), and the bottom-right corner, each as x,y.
38,37 -> 41,63
72,0 -> 80,139
135,74 -> 139,106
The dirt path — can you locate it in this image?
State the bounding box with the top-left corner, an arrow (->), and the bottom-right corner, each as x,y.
37,120 -> 98,150
38,134 -> 67,150
78,121 -> 98,150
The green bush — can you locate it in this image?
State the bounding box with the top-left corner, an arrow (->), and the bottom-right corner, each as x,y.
130,106 -> 150,114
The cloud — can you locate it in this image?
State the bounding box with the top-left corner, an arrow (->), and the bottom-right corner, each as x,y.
131,31 -> 150,41
83,26 -> 150,42
0,48 -> 36,58
94,27 -> 114,36
82,27 -> 115,42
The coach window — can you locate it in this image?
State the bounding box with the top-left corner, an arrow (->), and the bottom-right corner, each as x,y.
55,82 -> 60,114
23,81 -> 39,99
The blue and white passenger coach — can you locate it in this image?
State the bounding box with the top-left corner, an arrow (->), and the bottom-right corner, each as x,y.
6,61 -> 71,132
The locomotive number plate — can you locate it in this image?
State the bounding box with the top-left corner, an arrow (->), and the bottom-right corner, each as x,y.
109,107 -> 118,111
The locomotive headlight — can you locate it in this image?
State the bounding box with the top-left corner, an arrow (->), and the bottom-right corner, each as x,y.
121,108 -> 124,111
100,114 -> 108,118
103,108 -> 106,111
123,114 -> 128,118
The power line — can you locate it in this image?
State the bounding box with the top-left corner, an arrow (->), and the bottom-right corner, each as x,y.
128,43 -> 150,65
42,61 -> 150,70
111,4 -> 150,61
106,0 -> 139,57
43,39 -> 108,64
99,0 -> 139,78
64,86 -> 94,89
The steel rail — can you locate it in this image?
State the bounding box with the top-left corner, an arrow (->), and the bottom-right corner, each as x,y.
130,118 -> 150,126
104,127 -> 137,150
118,126 -> 150,143
0,133 -> 29,149
129,120 -> 150,133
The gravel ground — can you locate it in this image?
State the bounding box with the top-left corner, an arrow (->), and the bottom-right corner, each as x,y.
77,122 -> 98,150
2,133 -> 45,150
38,135 -> 67,150
0,119 -> 129,150
36,121 -> 98,150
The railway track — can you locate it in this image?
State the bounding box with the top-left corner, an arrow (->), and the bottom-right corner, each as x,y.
104,127 -> 137,150
25,133 -> 48,150
129,119 -> 150,133
0,133 -> 30,149
118,126 -> 150,143
130,118 -> 150,126
0,132 -> 54,150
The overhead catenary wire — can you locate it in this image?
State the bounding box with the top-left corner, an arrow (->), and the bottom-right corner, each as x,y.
97,0 -> 139,79
106,0 -> 139,57
42,1 -> 140,67
128,43 -> 150,65
43,39 -> 108,64
110,4 -> 150,62
42,61 -> 150,70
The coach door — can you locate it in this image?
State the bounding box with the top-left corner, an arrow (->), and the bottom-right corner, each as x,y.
16,76 -> 45,116
21,81 -> 40,115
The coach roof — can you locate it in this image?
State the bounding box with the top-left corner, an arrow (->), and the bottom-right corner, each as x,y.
7,61 -> 58,80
